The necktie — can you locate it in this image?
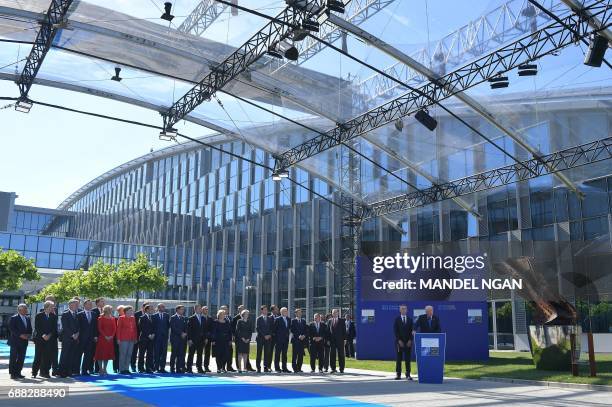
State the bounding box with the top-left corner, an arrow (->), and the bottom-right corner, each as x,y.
428,318 -> 432,328
402,316 -> 405,324
21,315 -> 26,327
197,314 -> 201,324
87,312 -> 91,323
316,323 -> 319,333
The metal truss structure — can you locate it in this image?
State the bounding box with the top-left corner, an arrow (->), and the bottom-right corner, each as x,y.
358,0 -> 564,102
269,0 -> 396,72
178,0 -> 228,36
163,0 -> 327,132
274,0 -> 612,173
16,0 -> 73,100
362,136 -> 612,219
561,0 -> 612,41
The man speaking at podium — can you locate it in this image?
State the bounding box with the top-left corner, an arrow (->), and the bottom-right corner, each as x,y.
415,305 -> 441,333
393,305 -> 413,381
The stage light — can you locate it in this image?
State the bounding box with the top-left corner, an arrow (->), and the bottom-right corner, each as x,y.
293,28 -> 308,42
278,41 -> 299,61
327,0 -> 346,13
415,109 -> 437,131
584,34 -> 608,67
272,173 -> 282,181
267,46 -> 283,59
161,2 -> 174,22
394,119 -> 403,132
272,169 -> 289,181
159,128 -> 177,141
111,67 -> 122,82
279,169 -> 289,178
302,18 -> 320,32
488,75 -> 509,89
15,99 -> 32,113
518,64 -> 538,76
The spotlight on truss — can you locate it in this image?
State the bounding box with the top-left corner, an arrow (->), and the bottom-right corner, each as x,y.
111,67 -> 122,82
302,18 -> 320,32
584,34 -> 608,68
161,2 -> 174,22
415,109 -> 437,131
278,41 -> 299,61
518,64 -> 538,76
159,128 -> 178,141
328,0 -> 346,13
488,75 -> 509,89
272,169 -> 289,181
267,46 -> 284,59
15,99 -> 33,113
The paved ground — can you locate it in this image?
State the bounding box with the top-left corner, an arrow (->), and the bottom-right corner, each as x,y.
1,342 -> 610,406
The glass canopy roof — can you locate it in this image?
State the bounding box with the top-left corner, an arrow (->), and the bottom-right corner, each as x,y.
1,0 -> 610,219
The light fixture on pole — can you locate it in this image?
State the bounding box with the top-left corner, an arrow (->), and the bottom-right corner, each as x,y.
517,63 -> 537,76
488,75 -> 509,89
327,0 -> 346,13
278,40 -> 299,61
15,99 -> 33,113
415,109 -> 437,131
159,128 -> 178,141
584,34 -> 608,67
267,46 -> 284,59
161,2 -> 174,22
111,67 -> 122,82
302,18 -> 320,32
272,169 -> 289,181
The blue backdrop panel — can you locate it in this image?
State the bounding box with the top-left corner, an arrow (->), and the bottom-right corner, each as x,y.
356,267 -> 489,361
415,333 -> 446,383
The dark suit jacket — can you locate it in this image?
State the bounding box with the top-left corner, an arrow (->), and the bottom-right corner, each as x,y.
60,310 -> 79,342
34,312 -> 57,342
308,322 -> 328,346
187,314 -> 206,343
8,314 -> 32,346
202,315 -> 214,340
139,314 -> 157,341
77,310 -> 98,342
327,317 -> 347,344
255,315 -> 274,342
152,311 -> 170,339
273,316 -> 291,344
346,320 -> 356,340
415,314 -> 441,333
290,318 -> 308,344
393,315 -> 414,342
231,314 -> 241,338
134,310 -> 144,339
169,314 -> 187,343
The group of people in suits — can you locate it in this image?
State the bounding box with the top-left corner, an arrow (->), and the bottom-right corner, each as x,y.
393,304 -> 442,381
7,295 -> 359,380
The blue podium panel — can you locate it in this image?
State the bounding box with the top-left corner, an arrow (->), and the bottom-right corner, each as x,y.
415,333 -> 446,384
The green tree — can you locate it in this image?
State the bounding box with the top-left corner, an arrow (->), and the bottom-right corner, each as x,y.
0,249 -> 40,292
26,269 -> 84,304
81,260 -> 120,299
114,253 -> 166,309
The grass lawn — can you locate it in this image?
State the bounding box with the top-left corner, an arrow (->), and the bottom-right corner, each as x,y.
248,344 -> 611,386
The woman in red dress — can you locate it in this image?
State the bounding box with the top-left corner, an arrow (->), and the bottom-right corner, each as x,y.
95,305 -> 116,375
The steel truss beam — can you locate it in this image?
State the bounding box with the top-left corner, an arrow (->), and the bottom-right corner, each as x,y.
561,0 -> 612,41
362,136 -> 612,219
358,0 -> 562,103
163,1 -> 327,132
178,1 -> 228,35
328,13 -> 581,197
16,0 -> 73,99
274,0 -> 612,172
269,0 -> 395,72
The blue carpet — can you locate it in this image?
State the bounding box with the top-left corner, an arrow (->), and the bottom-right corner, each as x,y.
1,342 -> 378,407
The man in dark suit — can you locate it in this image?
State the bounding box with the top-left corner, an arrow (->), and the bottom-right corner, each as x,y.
58,299 -> 80,377
290,308 -> 308,373
327,308 -> 346,374
187,304 -> 206,373
255,305 -> 273,372
8,304 -> 32,380
138,304 -> 157,373
77,299 -> 98,376
202,306 -> 213,372
345,314 -> 356,358
170,305 -> 188,373
269,304 -> 279,368
415,305 -> 441,333
308,313 -> 327,373
152,302 -> 170,373
394,304 -> 414,380
131,302 -> 148,372
32,299 -> 57,378
273,307 -> 291,373
91,297 -> 105,373
220,305 -> 236,372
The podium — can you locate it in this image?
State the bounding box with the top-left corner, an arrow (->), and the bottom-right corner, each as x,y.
415,333 -> 446,384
